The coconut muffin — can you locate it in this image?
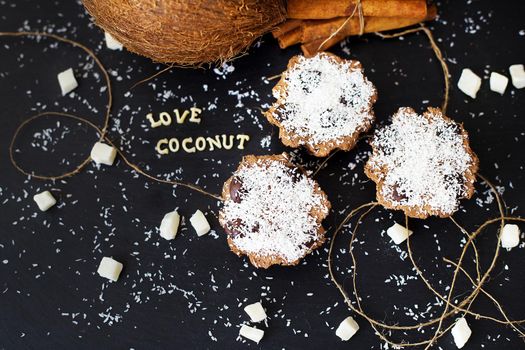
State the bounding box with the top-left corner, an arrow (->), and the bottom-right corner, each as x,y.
219,154 -> 330,268
266,52 -> 377,157
365,107 -> 479,219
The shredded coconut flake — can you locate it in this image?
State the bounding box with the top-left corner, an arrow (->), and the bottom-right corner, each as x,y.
222,157 -> 328,262
367,107 -> 476,216
271,53 -> 376,146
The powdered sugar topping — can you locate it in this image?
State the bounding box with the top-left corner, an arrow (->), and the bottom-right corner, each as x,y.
221,157 -> 329,263
271,53 -> 376,146
367,108 -> 477,216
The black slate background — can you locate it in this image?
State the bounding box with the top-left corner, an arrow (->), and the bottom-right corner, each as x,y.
0,0 -> 524,349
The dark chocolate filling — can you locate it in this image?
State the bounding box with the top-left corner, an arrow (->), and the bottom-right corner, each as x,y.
391,183 -> 407,202
224,218 -> 244,238
229,176 -> 244,203
224,218 -> 260,239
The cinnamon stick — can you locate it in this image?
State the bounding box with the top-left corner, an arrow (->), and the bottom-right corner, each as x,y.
277,27 -> 303,49
272,19 -> 303,38
288,0 -> 428,20
300,7 -> 437,56
301,8 -> 435,43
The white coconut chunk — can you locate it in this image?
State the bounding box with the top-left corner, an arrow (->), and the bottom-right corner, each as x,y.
159,210 -> 180,240
57,68 -> 78,96
104,32 -> 123,50
457,68 -> 481,98
97,257 -> 123,282
489,72 -> 509,94
90,142 -> 117,166
386,222 -> 413,245
509,64 -> 525,89
335,316 -> 359,341
244,302 -> 267,322
190,210 -> 210,236
33,191 -> 57,212
500,224 -> 520,249
239,325 -> 264,344
451,317 -> 472,349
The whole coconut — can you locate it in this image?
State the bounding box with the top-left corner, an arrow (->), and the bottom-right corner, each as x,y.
83,0 -> 286,65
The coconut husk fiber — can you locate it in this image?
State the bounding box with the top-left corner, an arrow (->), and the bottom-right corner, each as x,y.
83,0 -> 286,66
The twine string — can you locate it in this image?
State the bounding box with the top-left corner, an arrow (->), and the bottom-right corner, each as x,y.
444,257 -> 525,336
317,18 -> 449,114
1,30 -> 112,161
130,63 -> 175,90
2,31 -> 222,201
3,29 -> 524,348
327,174 -> 525,347
375,24 -> 450,114
421,174 -> 506,348
318,0 -> 363,51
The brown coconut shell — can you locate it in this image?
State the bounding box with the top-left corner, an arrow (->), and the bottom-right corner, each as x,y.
83,0 -> 286,66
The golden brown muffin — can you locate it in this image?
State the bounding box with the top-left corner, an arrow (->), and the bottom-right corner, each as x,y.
219,154 -> 331,268
365,107 -> 479,219
266,52 -> 377,157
